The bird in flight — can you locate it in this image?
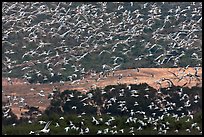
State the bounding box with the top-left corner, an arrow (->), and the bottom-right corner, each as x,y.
35,121 -> 52,134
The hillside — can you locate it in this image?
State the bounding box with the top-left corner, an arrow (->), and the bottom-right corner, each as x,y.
2,2 -> 202,84
2,67 -> 202,119
2,80 -> 202,135
2,2 -> 202,135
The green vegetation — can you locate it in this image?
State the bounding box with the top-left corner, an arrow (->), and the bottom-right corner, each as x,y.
2,83 -> 202,135
2,2 -> 202,84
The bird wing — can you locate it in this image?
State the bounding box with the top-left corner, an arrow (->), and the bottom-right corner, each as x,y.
44,121 -> 52,130
4,108 -> 11,114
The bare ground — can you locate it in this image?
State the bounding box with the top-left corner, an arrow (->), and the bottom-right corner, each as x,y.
2,67 -> 202,119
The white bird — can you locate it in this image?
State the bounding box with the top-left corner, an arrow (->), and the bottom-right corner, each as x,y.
55,122 -> 60,127
85,127 -> 90,133
99,50 -> 111,56
131,94 -> 139,98
196,126 -> 200,131
39,120 -> 46,124
79,128 -> 84,135
37,93 -> 45,97
72,106 -> 77,109
29,131 -> 35,134
113,56 -> 124,65
64,127 -> 70,133
97,130 -> 102,134
92,116 -> 99,125
12,123 -> 16,126
59,117 -> 64,120
3,108 -> 10,117
137,126 -> 142,131
37,121 -> 52,134
113,64 -> 121,70
186,129 -> 191,132
190,122 -> 197,128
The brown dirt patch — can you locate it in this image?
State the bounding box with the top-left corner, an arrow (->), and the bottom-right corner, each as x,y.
2,67 -> 202,119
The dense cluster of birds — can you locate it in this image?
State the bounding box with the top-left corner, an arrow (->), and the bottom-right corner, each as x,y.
2,2 -> 202,135
3,83 -> 202,135
2,2 -> 202,84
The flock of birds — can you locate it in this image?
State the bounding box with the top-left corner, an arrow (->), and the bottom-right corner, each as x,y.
2,2 -> 202,84
2,2 -> 202,135
2,65 -> 201,120
3,83 -> 202,135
